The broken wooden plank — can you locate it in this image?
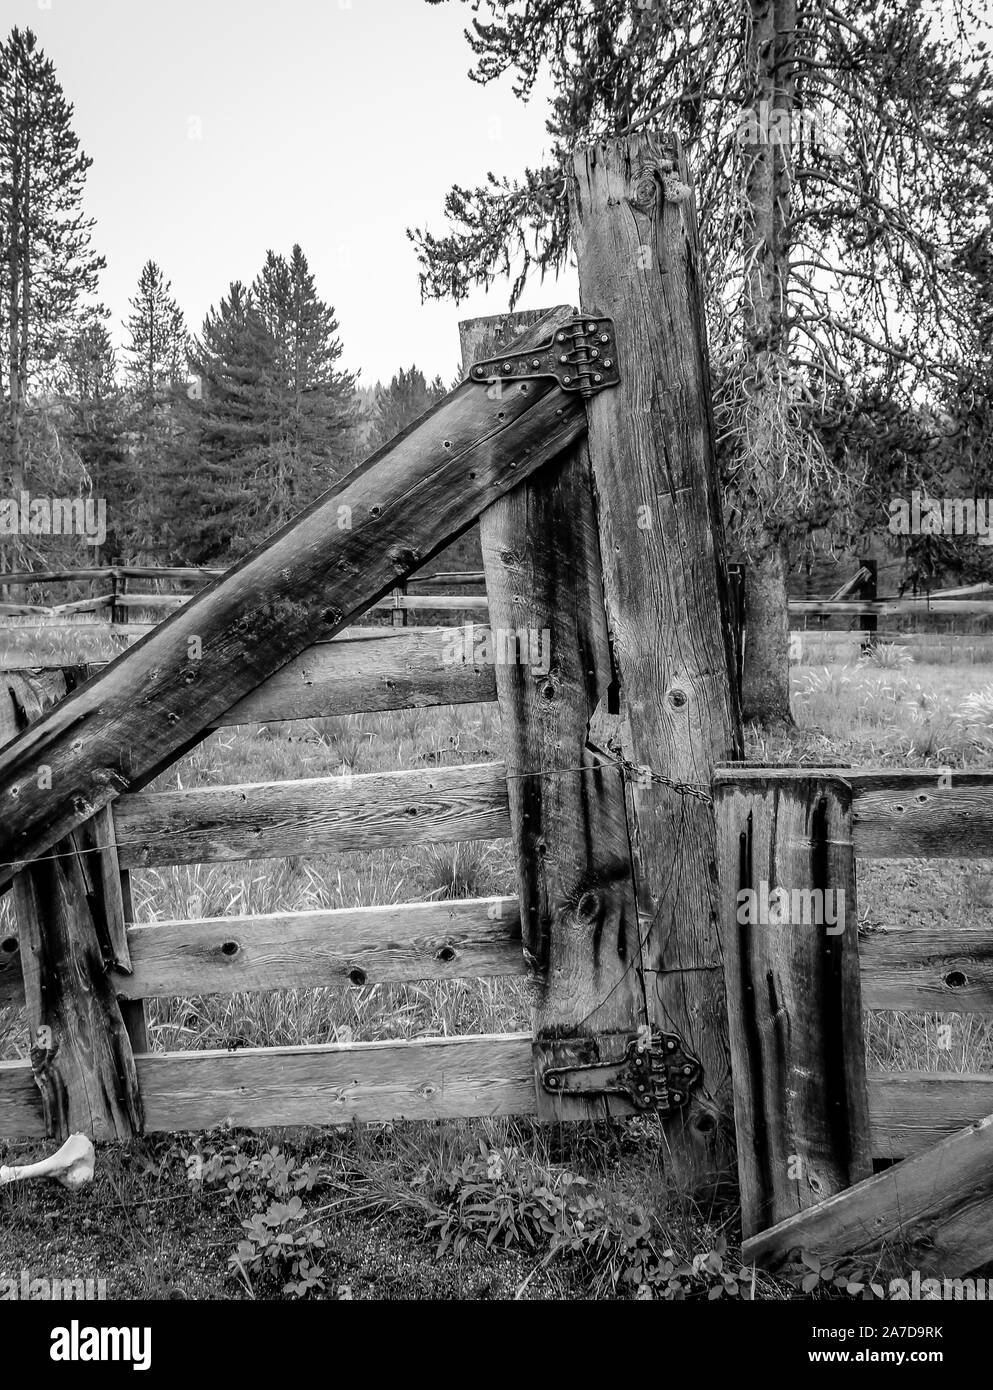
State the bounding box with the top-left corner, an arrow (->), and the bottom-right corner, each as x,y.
745,1110 -> 993,1276
465,309 -> 645,1122
571,132 -> 744,1188
116,897 -> 523,998
0,305 -> 585,891
715,775 -> 873,1238
112,762 -> 511,868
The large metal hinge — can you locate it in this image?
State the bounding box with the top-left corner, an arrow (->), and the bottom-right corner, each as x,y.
541,1030 -> 702,1113
466,316 -> 620,398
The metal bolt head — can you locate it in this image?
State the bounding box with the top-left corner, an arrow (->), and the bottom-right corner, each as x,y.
587,322 -> 596,332
547,1074 -> 558,1087
600,333 -> 609,343
557,331 -> 566,341
604,358 -> 613,368
590,348 -> 599,358
682,1064 -> 694,1076
475,366 -> 485,376
670,1092 -> 683,1104
531,358 -> 540,368
563,376 -> 572,384
502,362 -> 512,372
593,374 -> 602,383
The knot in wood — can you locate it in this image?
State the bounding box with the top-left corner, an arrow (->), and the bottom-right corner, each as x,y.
575,889 -> 602,927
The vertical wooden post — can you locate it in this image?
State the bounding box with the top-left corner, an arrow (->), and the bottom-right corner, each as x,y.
462,309 -> 647,1120
713,772 -> 873,1237
391,581 -> 408,628
7,666 -> 142,1139
570,133 -> 744,1188
109,568 -> 122,628
859,558 -> 877,654
77,804 -> 149,1054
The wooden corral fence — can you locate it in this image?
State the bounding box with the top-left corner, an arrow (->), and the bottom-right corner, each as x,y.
9,563 -> 993,668
3,130 -> 993,1277
715,765 -> 993,1274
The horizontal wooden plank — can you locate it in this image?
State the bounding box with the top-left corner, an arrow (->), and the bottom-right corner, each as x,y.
115,593 -> 189,609
853,782 -> 993,858
0,567 -> 223,586
117,897 -> 523,998
744,1109 -> 993,1274
1,1053 -> 989,1149
112,761 -> 511,868
0,1034 -> 539,1137
790,598 -> 993,615
378,594 -> 488,611
221,626 -> 497,723
861,924 -> 993,1012
868,1071 -> 993,1159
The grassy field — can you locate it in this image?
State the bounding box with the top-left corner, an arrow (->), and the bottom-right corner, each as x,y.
2,635 -> 993,1299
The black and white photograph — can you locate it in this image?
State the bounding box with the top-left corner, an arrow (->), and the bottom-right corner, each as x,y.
0,0 -> 991,1360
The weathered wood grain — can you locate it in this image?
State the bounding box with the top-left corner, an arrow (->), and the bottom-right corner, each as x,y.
0,927 -> 22,1009
2,627 -> 499,721
716,776 -> 873,1238
868,1072 -> 993,1159
0,1034 -> 538,1137
116,897 -> 523,997
465,310 -> 646,1122
0,1045 -> 987,1150
220,626 -> 497,724
12,843 -> 143,1141
861,924 -> 993,1012
571,133 -> 744,1187
0,305 -> 585,892
112,762 -> 511,868
853,783 -> 993,858
72,804 -> 149,1055
744,1111 -> 993,1275
0,1059 -> 46,1138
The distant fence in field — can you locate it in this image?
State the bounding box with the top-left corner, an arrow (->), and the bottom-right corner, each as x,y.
0,565 -> 490,667
5,563 -> 993,670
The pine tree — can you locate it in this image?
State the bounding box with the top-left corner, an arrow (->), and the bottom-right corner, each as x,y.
123,260 -> 190,401
412,0 -> 993,724
0,25 -> 104,569
54,306 -> 127,563
167,282 -> 280,562
251,244 -> 357,511
370,366 -> 447,448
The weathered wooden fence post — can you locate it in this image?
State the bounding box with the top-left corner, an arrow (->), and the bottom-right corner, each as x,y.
462,309 -> 647,1120
4,666 -> 143,1140
570,132 -> 744,1188
713,770 -> 873,1241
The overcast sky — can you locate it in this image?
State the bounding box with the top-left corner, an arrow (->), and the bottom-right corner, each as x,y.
6,0 -> 578,385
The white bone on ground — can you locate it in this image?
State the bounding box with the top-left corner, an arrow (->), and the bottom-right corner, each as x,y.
0,1133 -> 95,1190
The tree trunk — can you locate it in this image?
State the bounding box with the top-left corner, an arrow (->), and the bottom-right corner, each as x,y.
740,0 -> 797,725
742,536 -> 793,726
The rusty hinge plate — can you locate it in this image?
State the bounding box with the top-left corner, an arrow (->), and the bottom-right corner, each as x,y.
466,316 -> 620,397
541,1030 -> 702,1113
